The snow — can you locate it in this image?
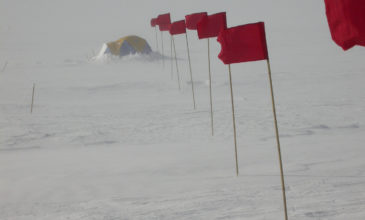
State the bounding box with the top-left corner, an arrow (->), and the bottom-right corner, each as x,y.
1,0 -> 365,219
95,43 -> 109,60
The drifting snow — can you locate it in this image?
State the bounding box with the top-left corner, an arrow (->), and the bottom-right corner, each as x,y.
93,50 -> 163,63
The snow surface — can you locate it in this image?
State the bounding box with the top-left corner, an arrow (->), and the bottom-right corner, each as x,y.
1,0 -> 365,219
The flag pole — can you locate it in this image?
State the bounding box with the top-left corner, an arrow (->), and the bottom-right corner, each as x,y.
228,64 -> 239,176
185,33 -> 196,109
31,83 -> 35,114
207,38 -> 214,136
155,26 -> 159,53
172,36 -> 181,90
161,31 -> 165,68
266,58 -> 288,220
170,35 -> 174,80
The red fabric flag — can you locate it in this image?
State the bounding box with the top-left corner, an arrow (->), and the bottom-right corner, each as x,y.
324,0 -> 365,50
196,12 -> 227,39
157,13 -> 171,31
217,22 -> 268,64
169,20 -> 186,35
150,18 -> 157,27
185,12 -> 208,30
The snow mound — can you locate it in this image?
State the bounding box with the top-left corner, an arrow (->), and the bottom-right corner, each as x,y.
92,43 -> 162,63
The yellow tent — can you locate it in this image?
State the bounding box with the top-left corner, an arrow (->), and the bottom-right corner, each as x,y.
103,35 -> 152,56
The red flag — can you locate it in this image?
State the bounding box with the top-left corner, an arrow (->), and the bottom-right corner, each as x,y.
157,13 -> 171,31
185,12 -> 207,30
217,22 -> 268,64
169,20 -> 186,35
196,12 -> 227,39
324,0 -> 365,50
150,18 -> 157,27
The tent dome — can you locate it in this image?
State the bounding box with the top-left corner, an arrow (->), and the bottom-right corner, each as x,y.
102,35 -> 152,57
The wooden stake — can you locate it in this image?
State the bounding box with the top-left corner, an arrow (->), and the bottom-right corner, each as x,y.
172,36 -> 181,90
155,26 -> 159,53
207,38 -> 214,136
185,33 -> 196,109
161,31 -> 165,68
31,83 -> 35,114
266,59 -> 288,220
228,65 -> 239,176
2,61 -> 8,72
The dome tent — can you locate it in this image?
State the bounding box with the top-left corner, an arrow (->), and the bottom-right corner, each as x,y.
100,35 -> 152,57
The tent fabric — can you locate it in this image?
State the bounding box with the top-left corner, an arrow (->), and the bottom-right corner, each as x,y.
105,35 -> 152,56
